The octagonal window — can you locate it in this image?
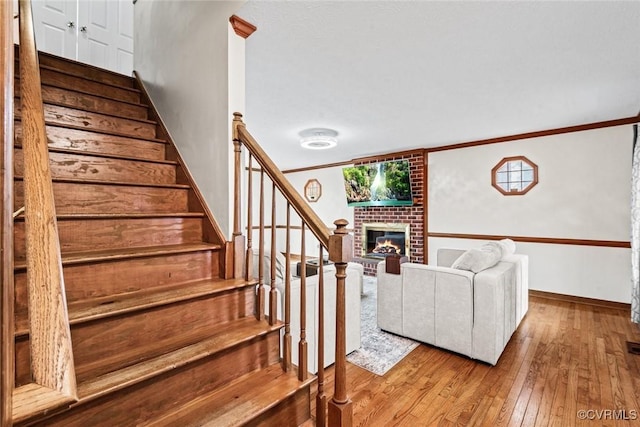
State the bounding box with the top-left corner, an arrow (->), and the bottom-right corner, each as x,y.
304,179 -> 322,202
491,156 -> 538,195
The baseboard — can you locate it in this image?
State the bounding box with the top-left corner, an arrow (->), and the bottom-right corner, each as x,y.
529,289 -> 630,311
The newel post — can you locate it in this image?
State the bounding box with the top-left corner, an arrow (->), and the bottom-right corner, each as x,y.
232,112 -> 246,279
327,219 -> 353,427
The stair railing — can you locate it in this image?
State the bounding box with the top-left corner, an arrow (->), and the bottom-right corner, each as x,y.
8,0 -> 77,423
232,113 -> 353,426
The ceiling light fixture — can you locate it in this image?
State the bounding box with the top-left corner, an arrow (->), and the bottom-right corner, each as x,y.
299,128 -> 338,150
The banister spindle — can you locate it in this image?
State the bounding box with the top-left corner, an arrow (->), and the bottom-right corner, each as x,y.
328,219 -> 353,426
245,154 -> 253,281
256,169 -> 265,321
283,203 -> 292,371
316,245 -> 328,426
269,182 -> 277,325
232,113 -> 244,279
298,222 -> 308,380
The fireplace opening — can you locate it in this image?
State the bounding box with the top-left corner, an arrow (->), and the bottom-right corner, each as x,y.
362,223 -> 410,259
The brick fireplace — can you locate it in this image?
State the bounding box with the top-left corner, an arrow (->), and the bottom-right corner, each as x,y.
353,151 -> 425,275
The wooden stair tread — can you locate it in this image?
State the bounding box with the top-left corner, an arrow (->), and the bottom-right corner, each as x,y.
14,243 -> 221,269
23,47 -> 137,87
14,175 -> 189,189
14,143 -> 177,166
14,115 -> 166,143
15,121 -> 168,147
15,278 -> 257,336
69,278 -> 257,324
40,99 -> 156,125
36,64 -> 142,95
14,93 -> 154,125
15,77 -> 149,109
75,317 -> 283,403
15,212 -> 205,221
143,364 -> 313,427
12,383 -> 76,425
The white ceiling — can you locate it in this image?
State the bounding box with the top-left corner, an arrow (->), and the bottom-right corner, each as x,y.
236,0 -> 640,170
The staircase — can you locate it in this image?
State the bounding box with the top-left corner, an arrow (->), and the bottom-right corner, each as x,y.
11,49 -> 313,426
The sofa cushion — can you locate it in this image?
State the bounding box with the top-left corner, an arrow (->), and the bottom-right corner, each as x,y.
451,242 -> 502,273
252,250 -> 287,283
498,238 -> 516,258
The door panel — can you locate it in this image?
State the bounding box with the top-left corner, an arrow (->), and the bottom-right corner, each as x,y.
31,0 -> 77,58
78,0 -> 133,75
31,0 -> 133,75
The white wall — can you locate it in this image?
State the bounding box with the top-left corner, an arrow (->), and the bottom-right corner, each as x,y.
284,165 -> 354,233
428,125 -> 633,303
285,165 -> 355,255
134,0 -> 244,238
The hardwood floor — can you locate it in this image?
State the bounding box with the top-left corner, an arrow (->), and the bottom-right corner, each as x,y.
315,295 -> 640,426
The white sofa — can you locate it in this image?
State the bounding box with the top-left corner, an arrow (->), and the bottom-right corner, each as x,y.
255,251 -> 362,373
377,245 -> 528,365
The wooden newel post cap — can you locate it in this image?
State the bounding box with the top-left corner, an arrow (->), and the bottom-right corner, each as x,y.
329,219 -> 352,264
232,112 -> 244,141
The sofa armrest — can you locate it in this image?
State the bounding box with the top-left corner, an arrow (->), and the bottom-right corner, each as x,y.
472,261 -> 517,365
403,263 -> 473,346
377,261 -> 403,335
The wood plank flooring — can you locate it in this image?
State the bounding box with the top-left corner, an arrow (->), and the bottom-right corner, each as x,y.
314,294 -> 640,426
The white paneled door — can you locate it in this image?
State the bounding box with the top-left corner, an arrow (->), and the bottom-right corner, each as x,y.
31,0 -> 133,75
31,0 -> 77,59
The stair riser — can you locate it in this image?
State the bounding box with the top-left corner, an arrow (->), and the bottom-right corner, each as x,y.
252,387 -> 311,427
15,124 -> 166,161
14,218 -> 204,258
39,67 -> 140,103
14,181 -> 189,214
15,103 -> 156,139
15,80 -> 147,120
14,339 -> 30,387
14,251 -> 218,316
14,148 -> 175,185
70,287 -> 256,380
21,332 -> 280,427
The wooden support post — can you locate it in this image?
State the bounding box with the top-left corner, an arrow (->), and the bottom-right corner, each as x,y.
328,219 -> 353,427
245,155 -> 254,281
316,245 -> 328,426
256,170 -> 266,321
298,223 -> 308,380
283,203 -> 292,372
269,182 -> 277,325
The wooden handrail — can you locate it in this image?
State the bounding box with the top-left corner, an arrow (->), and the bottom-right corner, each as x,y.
17,0 -> 77,408
233,113 -> 331,247
1,1 -> 15,424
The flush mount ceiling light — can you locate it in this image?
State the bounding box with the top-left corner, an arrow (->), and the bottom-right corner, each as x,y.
299,128 -> 338,150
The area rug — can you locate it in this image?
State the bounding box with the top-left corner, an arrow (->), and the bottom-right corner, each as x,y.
347,276 -> 419,375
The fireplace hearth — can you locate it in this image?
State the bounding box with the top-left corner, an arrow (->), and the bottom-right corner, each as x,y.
362,223 -> 410,259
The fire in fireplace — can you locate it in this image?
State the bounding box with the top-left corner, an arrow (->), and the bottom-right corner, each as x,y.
372,234 -> 405,256
362,223 -> 410,259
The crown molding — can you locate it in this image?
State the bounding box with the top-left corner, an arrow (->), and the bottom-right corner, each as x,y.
229,15 -> 257,39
